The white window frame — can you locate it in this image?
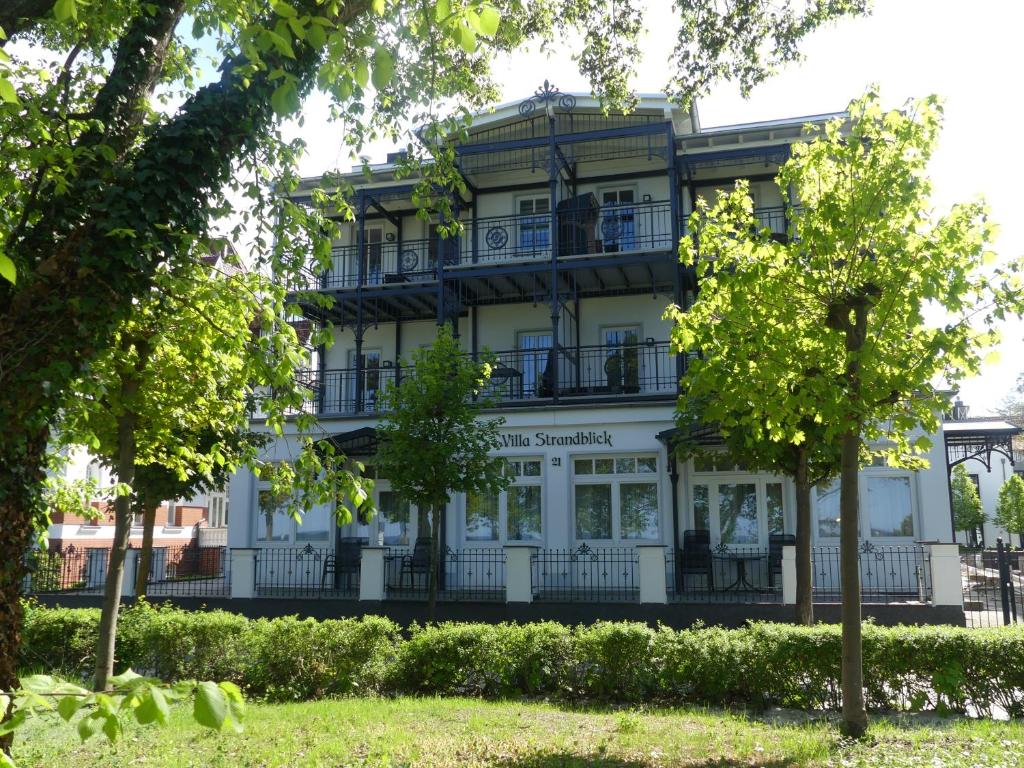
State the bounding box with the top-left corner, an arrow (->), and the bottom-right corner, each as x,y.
811,468 -> 918,543
688,463 -> 786,547
572,453 -> 661,544
462,456 -> 544,545
516,195 -> 551,253
253,483 -> 331,546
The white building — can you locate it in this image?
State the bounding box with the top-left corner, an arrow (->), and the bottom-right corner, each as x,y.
226,87 -> 961,602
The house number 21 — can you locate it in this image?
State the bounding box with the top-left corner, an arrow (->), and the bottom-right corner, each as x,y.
551,457 -> 561,467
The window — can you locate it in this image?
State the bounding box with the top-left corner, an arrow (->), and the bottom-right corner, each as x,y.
517,331 -> 552,398
599,188 -> 636,252
866,476 -> 913,538
813,472 -> 916,540
209,494 -> 228,528
602,326 -> 640,393
349,349 -> 383,410
518,197 -> 550,251
689,469 -> 787,546
463,459 -> 543,543
378,490 -> 412,546
573,455 -> 659,542
257,489 -> 291,542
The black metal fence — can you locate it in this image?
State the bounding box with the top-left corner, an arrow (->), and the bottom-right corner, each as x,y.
384,547 -> 506,601
22,546 -> 107,594
531,545 -> 639,602
962,539 -> 1023,628
667,545 -> 783,604
811,543 -> 931,603
137,545 -> 229,598
254,545 -> 359,598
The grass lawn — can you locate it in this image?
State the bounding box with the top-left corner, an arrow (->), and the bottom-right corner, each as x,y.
12,697 -> 1024,768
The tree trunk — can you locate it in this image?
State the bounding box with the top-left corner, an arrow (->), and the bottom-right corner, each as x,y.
794,448 -> 814,626
427,502 -> 442,622
0,426 -> 48,756
839,426 -> 867,736
133,495 -> 159,599
93,410 -> 137,691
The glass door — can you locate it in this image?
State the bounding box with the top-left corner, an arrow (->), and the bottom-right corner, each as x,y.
517,331 -> 552,398
600,189 -> 636,252
603,325 -> 640,393
348,349 -> 382,411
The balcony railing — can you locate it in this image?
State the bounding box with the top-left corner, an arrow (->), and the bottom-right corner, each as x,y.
299,341 -> 678,416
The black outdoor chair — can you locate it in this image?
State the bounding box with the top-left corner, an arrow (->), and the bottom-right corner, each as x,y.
399,537 -> 433,591
322,538 -> 363,590
767,533 -> 796,589
679,529 -> 714,591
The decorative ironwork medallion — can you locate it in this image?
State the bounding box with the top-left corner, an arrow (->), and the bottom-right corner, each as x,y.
518,80 -> 577,117
400,249 -> 418,271
601,215 -> 622,241
485,226 -> 509,250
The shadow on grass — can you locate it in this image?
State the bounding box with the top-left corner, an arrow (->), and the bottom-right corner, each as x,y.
490,754 -> 797,767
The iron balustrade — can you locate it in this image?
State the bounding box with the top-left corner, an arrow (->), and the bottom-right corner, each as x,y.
22,545 -> 108,594
667,545 -> 783,604
383,546 -> 506,601
811,542 -> 931,603
296,366 -> 397,416
531,544 -> 640,602
960,542 -> 1022,628
255,544 -> 359,598
481,341 -> 677,403
136,545 -> 229,598
314,239 -> 448,289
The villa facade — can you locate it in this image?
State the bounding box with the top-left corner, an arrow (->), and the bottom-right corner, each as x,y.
224,86 -> 960,605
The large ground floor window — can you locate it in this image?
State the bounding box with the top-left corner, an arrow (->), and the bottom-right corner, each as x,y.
815,471 -> 916,542
689,473 -> 785,546
464,458 -> 543,543
573,454 -> 660,542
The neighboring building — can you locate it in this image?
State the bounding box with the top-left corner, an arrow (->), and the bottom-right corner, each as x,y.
227,85 -> 955,595
944,401 -> 1023,547
45,445 -> 229,552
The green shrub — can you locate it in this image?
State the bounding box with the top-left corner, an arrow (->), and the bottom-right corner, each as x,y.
18,601 -> 1024,716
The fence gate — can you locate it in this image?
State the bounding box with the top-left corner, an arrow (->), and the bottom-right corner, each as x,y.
962,538 -> 1023,628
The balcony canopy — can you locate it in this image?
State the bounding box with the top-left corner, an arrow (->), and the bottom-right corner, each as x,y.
944,418 -> 1020,472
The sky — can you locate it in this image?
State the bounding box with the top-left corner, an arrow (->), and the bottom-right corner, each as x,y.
282,0 -> 1023,415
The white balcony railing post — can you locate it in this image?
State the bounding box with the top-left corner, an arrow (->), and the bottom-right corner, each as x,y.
781,545 -> 797,605
504,544 -> 538,603
637,544 -> 667,604
359,546 -> 386,601
928,543 -> 963,607
229,548 -> 257,599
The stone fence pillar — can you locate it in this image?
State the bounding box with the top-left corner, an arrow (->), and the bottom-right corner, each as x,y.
504,544 -> 537,603
359,546 -> 386,601
781,545 -> 797,605
636,544 -> 667,604
928,543 -> 963,607
229,548 -> 257,599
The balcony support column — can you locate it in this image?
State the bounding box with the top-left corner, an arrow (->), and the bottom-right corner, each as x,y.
353,191 -> 368,413
547,109 -> 560,403
471,190 -> 479,264
436,203 -> 446,327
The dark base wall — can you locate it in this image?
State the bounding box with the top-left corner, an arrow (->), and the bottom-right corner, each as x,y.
34,595 -> 966,628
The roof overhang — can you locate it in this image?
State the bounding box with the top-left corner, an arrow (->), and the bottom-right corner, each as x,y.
944,419 -> 1020,471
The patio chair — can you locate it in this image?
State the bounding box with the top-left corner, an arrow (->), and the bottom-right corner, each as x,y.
322,538 -> 363,591
679,529 -> 714,591
399,537 -> 434,591
768,533 -> 796,589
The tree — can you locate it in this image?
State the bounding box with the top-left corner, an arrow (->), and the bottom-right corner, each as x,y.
376,325 -> 509,619
950,464 -> 986,546
671,90 -> 1024,737
994,474 -> 1024,549
56,259 -> 362,691
0,0 -> 869,748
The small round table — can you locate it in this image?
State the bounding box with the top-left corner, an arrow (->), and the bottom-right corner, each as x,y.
714,553 -> 766,592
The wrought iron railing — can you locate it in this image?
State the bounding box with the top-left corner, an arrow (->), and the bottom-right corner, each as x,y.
22,546 -> 108,594
308,239 -> 452,289
667,545 -> 783,604
254,544 -> 359,598
296,366 -> 397,416
531,544 -> 639,602
137,545 -> 230,598
811,542 -> 931,603
481,341 -> 678,402
384,546 -> 506,601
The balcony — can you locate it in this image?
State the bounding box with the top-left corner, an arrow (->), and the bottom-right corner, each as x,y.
298,341 -> 678,417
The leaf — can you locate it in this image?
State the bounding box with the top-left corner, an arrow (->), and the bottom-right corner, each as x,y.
134,685 -> 169,725
457,25 -> 477,54
102,713 -> 120,743
219,681 -> 245,733
478,4 -> 500,36
371,48 -> 394,90
354,60 -> 369,88
0,709 -> 26,738
372,0 -> 385,14
193,681 -> 227,730
77,712 -> 104,742
0,78 -> 18,105
271,83 -> 299,116
53,0 -> 77,22
57,695 -> 83,722
0,253 -> 16,284
435,0 -> 450,22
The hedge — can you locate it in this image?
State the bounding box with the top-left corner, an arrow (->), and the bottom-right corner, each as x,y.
18,600 -> 1024,716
